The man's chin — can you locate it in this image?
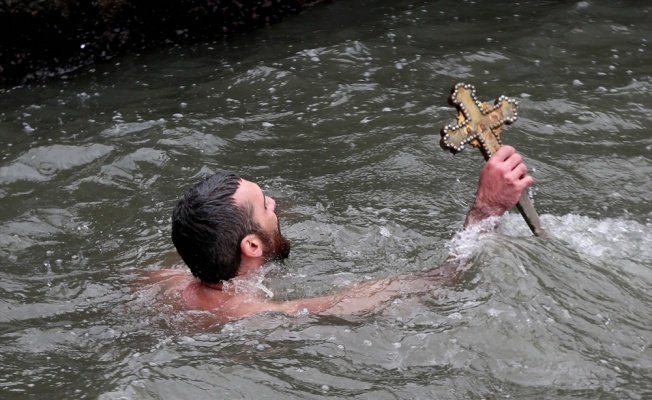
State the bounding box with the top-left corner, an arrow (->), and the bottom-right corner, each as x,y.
264,235 -> 291,263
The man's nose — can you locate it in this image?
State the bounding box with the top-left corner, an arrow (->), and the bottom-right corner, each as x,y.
267,196 -> 276,211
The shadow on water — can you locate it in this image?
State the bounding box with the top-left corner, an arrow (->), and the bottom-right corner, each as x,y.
0,0 -> 651,399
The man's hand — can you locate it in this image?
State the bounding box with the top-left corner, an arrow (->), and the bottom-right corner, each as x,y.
464,145 -> 533,228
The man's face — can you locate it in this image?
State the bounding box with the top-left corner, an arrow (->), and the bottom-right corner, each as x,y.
233,179 -> 291,261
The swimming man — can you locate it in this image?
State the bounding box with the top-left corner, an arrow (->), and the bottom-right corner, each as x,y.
145,145 -> 533,322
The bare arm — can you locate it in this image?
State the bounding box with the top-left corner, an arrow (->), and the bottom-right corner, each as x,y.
225,279 -> 407,318
235,259 -> 464,318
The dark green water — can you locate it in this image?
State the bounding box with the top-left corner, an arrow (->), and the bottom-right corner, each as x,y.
1,0 -> 650,399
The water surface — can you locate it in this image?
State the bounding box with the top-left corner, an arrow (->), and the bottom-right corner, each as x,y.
1,0 -> 650,399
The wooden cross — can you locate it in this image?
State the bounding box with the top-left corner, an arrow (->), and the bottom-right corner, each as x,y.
440,83 -> 548,237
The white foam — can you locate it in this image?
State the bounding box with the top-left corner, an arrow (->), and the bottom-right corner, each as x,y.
448,212 -> 650,277
222,262 -> 280,298
501,213 -> 652,264
446,216 -> 501,260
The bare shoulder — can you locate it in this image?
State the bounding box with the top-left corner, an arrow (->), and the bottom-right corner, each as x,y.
136,269 -> 276,321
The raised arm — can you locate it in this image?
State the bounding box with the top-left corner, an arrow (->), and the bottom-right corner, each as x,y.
463,145 -> 533,228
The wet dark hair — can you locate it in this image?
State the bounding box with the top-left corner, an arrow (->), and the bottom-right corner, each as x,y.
171,171 -> 258,283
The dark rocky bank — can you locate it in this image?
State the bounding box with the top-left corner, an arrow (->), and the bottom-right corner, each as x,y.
0,0 -> 326,83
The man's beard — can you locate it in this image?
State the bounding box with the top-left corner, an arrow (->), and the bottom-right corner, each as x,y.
260,222 -> 291,262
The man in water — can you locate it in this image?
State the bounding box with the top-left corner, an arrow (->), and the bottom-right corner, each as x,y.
147,145 -> 532,322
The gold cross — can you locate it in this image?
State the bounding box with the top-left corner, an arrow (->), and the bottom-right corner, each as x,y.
439,83 -> 549,238
440,83 -> 518,159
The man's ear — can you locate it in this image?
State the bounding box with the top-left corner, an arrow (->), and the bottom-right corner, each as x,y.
240,234 -> 264,258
